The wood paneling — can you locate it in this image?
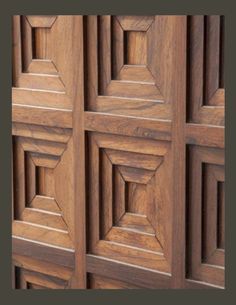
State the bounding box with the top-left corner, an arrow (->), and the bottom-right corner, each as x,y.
85,15 -> 179,120
87,133 -> 172,273
12,15 -> 225,289
186,146 -> 225,287
187,16 -> 225,125
12,15 -> 81,288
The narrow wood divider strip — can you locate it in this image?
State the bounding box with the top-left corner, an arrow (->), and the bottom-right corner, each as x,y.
86,254 -> 171,289
12,104 -> 72,128
85,112 -> 171,141
185,279 -> 223,289
185,123 -> 224,148
12,236 -> 75,268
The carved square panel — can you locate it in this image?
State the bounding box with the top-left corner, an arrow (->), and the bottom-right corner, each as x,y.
188,16 -> 225,125
87,132 -> 173,273
12,127 -> 74,250
12,15 -> 80,112
13,15 -> 64,91
187,146 -> 225,287
85,16 -> 181,119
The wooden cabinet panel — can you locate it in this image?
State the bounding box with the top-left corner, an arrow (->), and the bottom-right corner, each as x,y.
187,146 -> 225,287
12,15 -> 81,288
12,15 -> 225,289
187,16 -> 225,125
85,15 -> 179,120
87,133 -> 172,273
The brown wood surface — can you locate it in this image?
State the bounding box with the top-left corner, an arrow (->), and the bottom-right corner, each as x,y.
12,15 -> 225,289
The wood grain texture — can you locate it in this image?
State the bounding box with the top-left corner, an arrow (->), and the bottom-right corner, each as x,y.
85,112 -> 171,141
126,31 -> 147,65
12,16 -> 81,289
87,255 -> 171,289
187,15 -> 225,125
169,15 -> 186,288
70,16 -> 86,288
187,146 -> 225,287
87,132 -> 172,273
88,273 -> 140,289
12,15 -> 224,289
12,236 -> 75,268
26,16 -> 57,28
85,15 -> 180,120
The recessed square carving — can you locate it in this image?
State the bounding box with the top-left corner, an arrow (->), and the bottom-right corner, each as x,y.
12,134 -> 73,249
13,15 -> 66,92
31,27 -> 51,60
187,15 -> 225,125
35,166 -> 55,197
20,16 -> 54,72
126,182 -> 147,214
12,16 -> 76,113
85,15 -> 178,120
187,146 -> 225,287
87,132 -> 172,273
201,163 -> 225,264
124,31 -> 147,65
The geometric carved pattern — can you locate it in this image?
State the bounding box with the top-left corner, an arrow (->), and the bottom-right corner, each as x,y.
188,16 -> 225,126
86,16 -> 177,119
187,146 -> 225,287
15,16 -> 64,92
16,16 -> 65,92
185,21 -> 225,291
12,15 -> 225,289
12,15 -> 80,290
12,129 -> 74,250
88,132 -> 172,273
107,16 -> 162,100
202,165 -> 225,266
12,15 -> 78,129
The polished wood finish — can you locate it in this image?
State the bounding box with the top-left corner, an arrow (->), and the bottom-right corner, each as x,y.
12,15 -> 80,289
12,15 -> 225,289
